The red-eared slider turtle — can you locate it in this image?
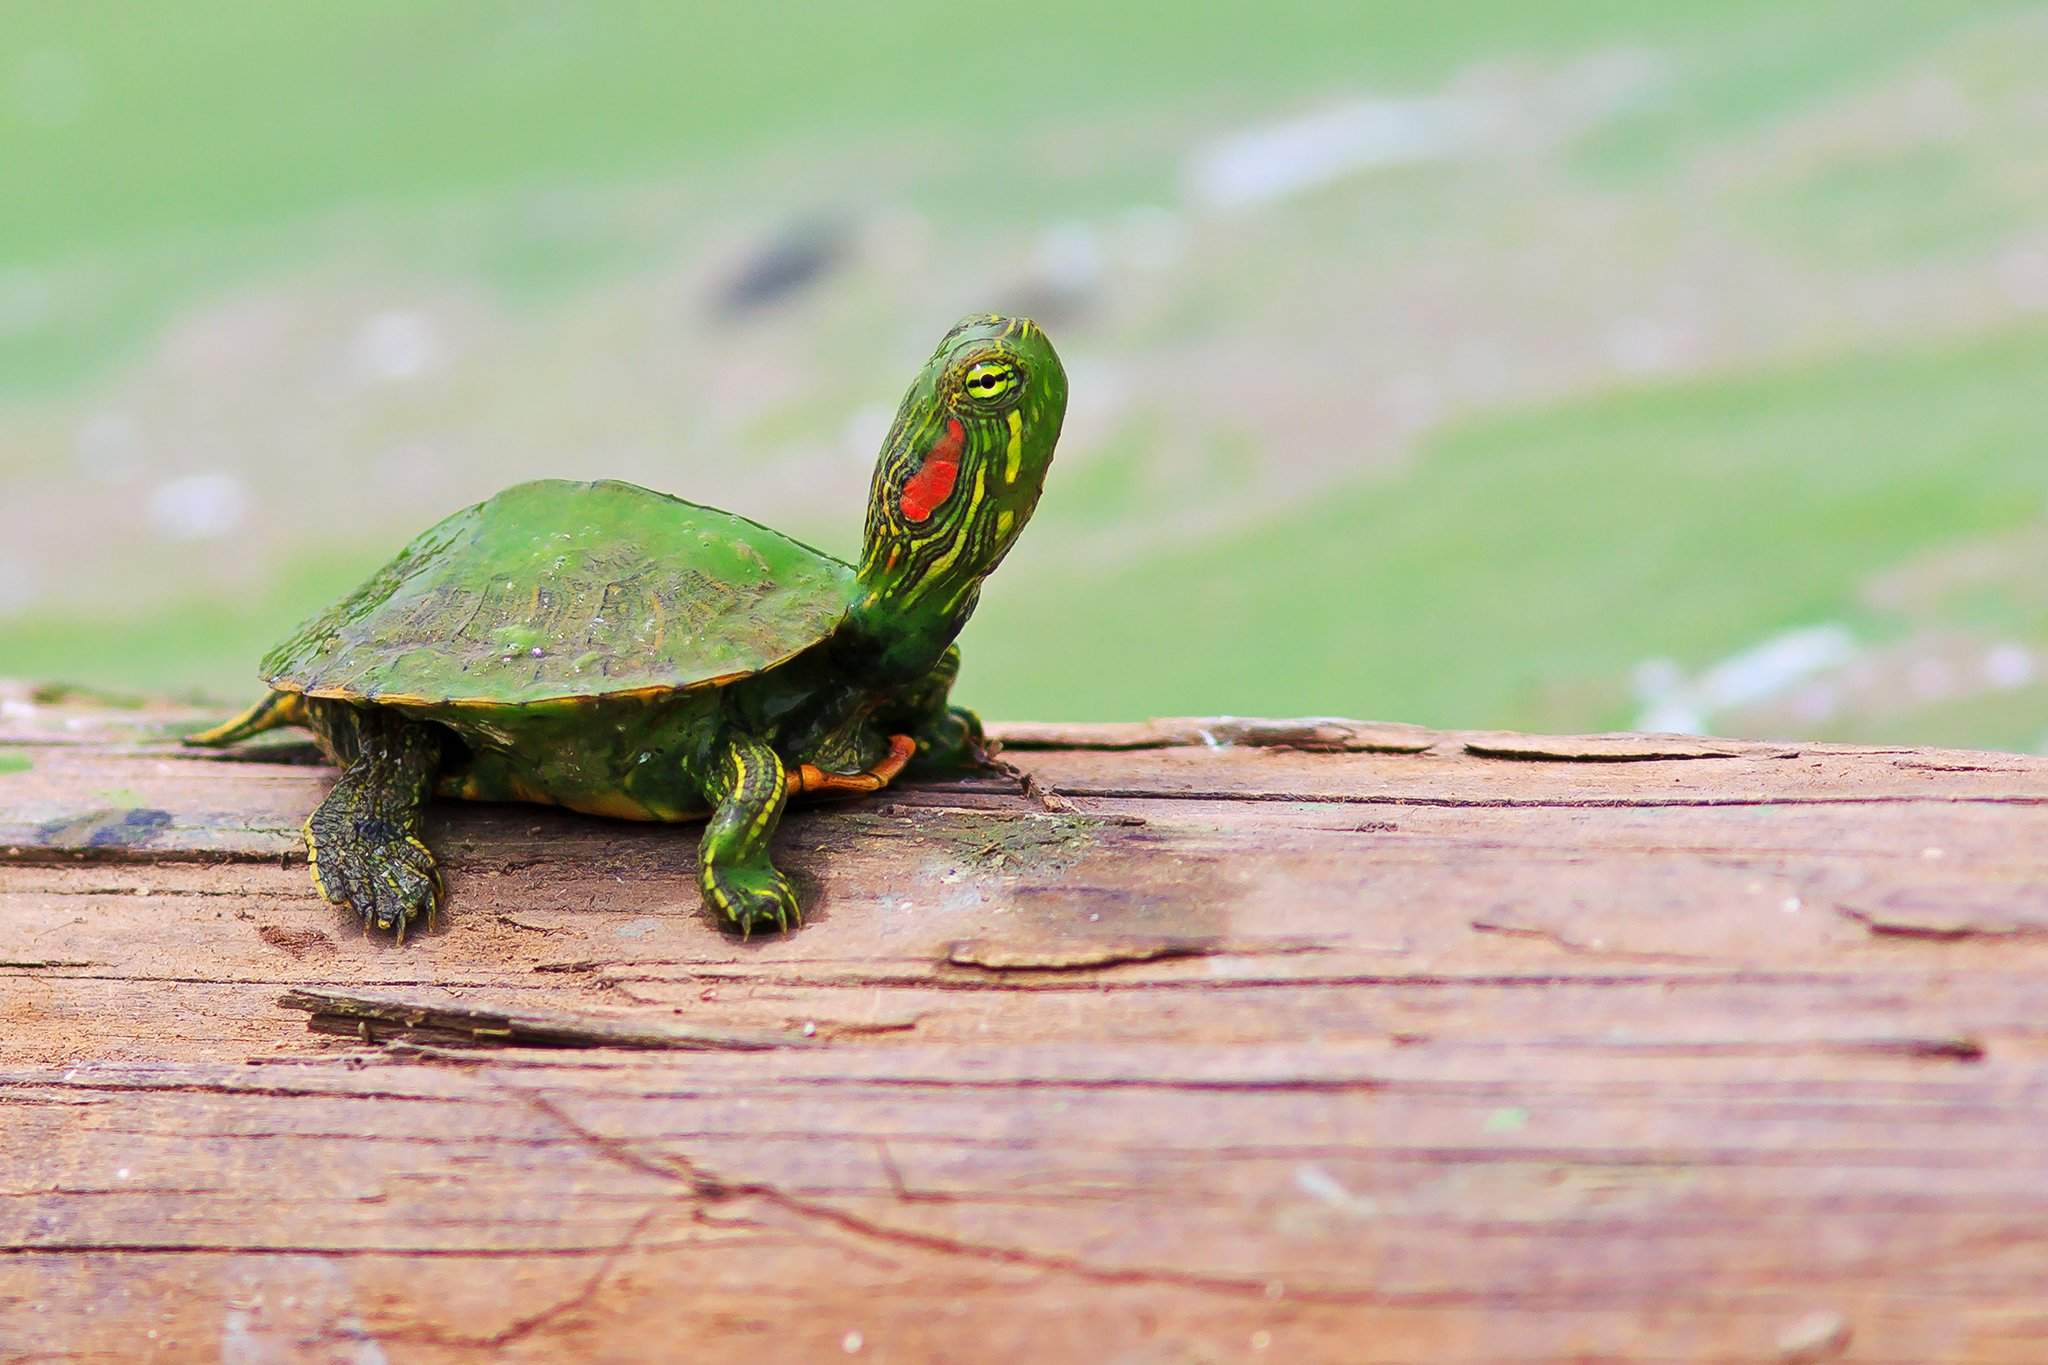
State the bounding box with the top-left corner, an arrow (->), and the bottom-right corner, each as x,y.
188,314 -> 1066,939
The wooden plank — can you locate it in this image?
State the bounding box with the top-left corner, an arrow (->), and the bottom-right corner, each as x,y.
5,689 -> 2048,1361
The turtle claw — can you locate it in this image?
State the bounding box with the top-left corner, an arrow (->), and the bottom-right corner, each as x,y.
305,814 -> 442,942
704,865 -> 801,938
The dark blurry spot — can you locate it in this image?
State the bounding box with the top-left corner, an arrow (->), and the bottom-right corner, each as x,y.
93,807 -> 173,847
34,806 -> 175,849
708,215 -> 853,320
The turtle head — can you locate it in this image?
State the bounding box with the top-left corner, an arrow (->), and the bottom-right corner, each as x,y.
851,314 -> 1067,675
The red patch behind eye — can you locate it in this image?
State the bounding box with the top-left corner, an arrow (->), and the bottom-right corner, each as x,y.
899,417 -> 964,523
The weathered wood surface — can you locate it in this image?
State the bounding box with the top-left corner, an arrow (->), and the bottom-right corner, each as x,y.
5,682 -> 2048,1362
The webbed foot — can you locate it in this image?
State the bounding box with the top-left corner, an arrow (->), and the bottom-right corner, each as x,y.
703,864 -> 801,939
306,811 -> 443,942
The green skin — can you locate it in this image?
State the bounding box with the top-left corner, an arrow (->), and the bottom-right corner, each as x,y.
188,314 -> 1068,938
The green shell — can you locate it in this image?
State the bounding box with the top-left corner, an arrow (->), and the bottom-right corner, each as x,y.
263,479 -> 858,706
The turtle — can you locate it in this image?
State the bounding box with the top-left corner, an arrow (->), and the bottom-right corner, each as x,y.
186,313 -> 1067,940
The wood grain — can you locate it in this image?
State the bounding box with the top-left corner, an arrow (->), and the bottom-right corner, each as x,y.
4,685 -> 2048,1362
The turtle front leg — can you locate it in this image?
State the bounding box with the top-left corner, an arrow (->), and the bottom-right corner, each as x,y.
696,734 -> 800,937
302,705 -> 444,942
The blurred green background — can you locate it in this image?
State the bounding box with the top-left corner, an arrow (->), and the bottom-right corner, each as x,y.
6,1 -> 2048,746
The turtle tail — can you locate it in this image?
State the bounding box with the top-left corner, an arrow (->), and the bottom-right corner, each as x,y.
184,690 -> 307,747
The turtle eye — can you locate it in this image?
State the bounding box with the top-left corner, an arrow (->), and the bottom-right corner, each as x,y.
959,358 -> 1022,407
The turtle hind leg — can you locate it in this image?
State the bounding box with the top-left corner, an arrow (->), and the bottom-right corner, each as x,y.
302,706 -> 445,942
789,734 -> 917,796
884,645 -> 985,775
695,734 -> 800,937
183,690 -> 306,747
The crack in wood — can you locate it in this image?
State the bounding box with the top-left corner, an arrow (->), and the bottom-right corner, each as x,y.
0,1238 -> 689,1260
512,1090 -> 1372,1306
947,934 -> 1243,971
1836,905 -> 2048,942
1461,735 -> 1801,762
990,717 -> 1441,754
1056,786 -> 2048,810
1488,1036 -> 1986,1062
584,967 -> 1849,995
340,1207 -> 667,1350
1468,919 -> 1712,965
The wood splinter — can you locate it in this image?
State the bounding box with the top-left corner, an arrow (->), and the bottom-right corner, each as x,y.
277,987 -> 811,1052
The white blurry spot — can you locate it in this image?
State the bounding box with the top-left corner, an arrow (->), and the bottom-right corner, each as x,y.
1631,657 -> 1685,702
0,555 -> 43,614
1116,205 -> 1188,271
1907,657 -> 1955,702
842,403 -> 893,462
1984,643 -> 2035,691
1903,74 -> 1967,134
1607,318 -> 1688,375
351,310 -> 445,382
1291,1163 -> 1377,1217
1998,248 -> 2048,310
221,1307 -> 264,1365
1782,897 -> 1802,914
1378,372 -> 1443,435
0,269 -> 52,338
1449,336 -> 1511,394
1633,655 -> 1703,734
1549,48 -> 1667,123
1634,625 -> 1857,734
372,441 -> 445,496
1251,1331 -> 1273,1351
11,49 -> 91,128
1057,354 -> 1128,435
147,472 -> 251,541
1693,625 -> 1855,710
1187,96 -> 1488,211
1787,681 -> 1840,725
1031,220 -> 1103,295
1774,1311 -> 1852,1364
75,413 -> 145,484
841,1330 -> 863,1354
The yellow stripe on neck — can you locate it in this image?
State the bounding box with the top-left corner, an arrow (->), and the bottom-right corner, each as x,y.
903,464 -> 985,607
